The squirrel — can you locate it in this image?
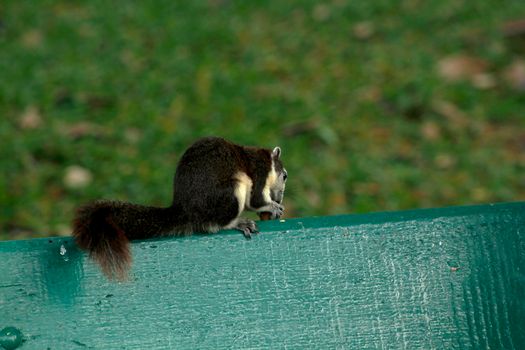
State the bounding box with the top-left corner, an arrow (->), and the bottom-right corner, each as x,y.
72,136 -> 287,280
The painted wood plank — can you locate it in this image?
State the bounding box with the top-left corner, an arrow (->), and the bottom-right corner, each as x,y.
1,202 -> 524,349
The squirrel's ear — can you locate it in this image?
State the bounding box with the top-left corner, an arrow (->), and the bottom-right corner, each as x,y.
272,147 -> 281,159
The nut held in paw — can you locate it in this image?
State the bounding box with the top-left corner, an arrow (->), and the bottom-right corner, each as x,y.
259,212 -> 272,221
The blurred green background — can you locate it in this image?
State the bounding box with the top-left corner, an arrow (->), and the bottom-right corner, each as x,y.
1,1 -> 524,240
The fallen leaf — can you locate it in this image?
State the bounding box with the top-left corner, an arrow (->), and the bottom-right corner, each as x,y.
21,29 -> 43,48
306,190 -> 321,207
502,18 -> 525,37
472,187 -> 490,201
353,21 -> 375,40
328,192 -> 347,208
317,125 -> 339,145
56,224 -> 72,236
64,166 -> 93,189
125,128 -> 142,144
282,119 -> 320,137
195,66 -> 212,102
471,73 -> 496,90
356,85 -> 382,102
370,127 -> 391,142
435,153 -> 456,169
86,95 -> 113,110
502,59 -> 525,91
120,50 -> 143,71
58,121 -> 107,139
431,100 -> 469,128
19,106 -> 42,129
312,4 -> 331,22
354,182 -> 381,195
421,121 -> 441,141
437,54 -> 489,82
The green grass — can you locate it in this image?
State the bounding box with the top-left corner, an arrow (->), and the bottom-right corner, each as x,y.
1,0 -> 524,239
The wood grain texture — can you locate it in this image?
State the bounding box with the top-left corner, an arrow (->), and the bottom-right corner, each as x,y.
1,202 -> 525,349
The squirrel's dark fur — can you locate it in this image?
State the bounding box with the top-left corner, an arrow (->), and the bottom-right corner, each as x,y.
73,137 -> 287,280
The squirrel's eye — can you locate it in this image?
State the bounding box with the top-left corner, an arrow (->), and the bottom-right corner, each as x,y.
283,171 -> 288,181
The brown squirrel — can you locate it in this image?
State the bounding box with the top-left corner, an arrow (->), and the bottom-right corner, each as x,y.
73,136 -> 287,280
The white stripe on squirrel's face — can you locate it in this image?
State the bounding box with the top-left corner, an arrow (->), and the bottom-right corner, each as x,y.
269,162 -> 287,204
262,165 -> 277,204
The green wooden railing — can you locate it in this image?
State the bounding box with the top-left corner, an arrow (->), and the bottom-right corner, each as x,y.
1,202 -> 524,349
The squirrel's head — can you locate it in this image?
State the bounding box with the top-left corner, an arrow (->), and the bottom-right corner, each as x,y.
270,146 -> 287,204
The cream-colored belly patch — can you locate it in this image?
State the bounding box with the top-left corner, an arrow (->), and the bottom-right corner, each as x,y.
233,171 -> 253,214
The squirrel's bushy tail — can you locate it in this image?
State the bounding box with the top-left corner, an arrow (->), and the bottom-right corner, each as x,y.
73,202 -> 132,280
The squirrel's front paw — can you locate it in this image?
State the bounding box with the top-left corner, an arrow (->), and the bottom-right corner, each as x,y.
256,201 -> 284,220
268,201 -> 284,219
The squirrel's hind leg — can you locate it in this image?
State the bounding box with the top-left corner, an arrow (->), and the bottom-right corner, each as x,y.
236,218 -> 259,239
224,217 -> 258,239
